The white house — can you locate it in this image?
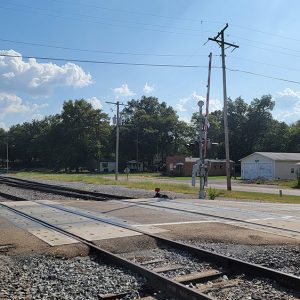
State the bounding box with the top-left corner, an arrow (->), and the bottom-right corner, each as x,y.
99,161 -> 116,173
240,152 -> 300,180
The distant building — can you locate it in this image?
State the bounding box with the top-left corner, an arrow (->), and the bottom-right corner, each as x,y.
240,152 -> 300,180
126,160 -> 144,172
166,155 -> 234,176
99,161 -> 115,173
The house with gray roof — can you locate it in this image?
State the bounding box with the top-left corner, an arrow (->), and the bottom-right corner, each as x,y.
240,152 -> 300,180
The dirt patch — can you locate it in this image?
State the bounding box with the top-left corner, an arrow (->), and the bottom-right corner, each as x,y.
158,222 -> 299,245
95,235 -> 158,254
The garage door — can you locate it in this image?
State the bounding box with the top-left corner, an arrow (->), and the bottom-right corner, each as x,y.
242,162 -> 273,179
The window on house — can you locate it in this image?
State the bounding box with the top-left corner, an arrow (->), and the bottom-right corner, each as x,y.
102,162 -> 108,168
291,168 -> 294,174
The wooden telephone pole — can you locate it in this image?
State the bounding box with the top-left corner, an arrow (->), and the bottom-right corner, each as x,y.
208,24 -> 239,191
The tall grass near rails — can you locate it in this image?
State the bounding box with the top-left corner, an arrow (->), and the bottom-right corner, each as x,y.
13,172 -> 300,204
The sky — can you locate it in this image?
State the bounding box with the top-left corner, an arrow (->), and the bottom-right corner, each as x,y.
0,0 -> 300,129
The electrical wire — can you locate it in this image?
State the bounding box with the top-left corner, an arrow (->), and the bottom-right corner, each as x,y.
0,37 -> 212,57
227,56 -> 300,73
0,4 -> 203,37
7,0 -> 300,43
0,53 -> 213,68
1,53 -> 300,85
226,68 -> 300,85
227,34 -> 300,54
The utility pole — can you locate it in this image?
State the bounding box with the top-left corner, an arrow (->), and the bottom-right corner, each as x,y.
208,23 -> 239,191
106,101 -> 126,180
6,137 -> 8,173
204,52 -> 212,159
198,100 -> 205,199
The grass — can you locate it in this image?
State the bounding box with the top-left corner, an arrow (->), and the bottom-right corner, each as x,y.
99,173 -> 227,181
238,178 -> 299,189
13,172 -> 300,204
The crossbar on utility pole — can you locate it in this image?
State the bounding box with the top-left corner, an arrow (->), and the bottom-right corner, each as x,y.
207,23 -> 239,191
106,101 -> 126,181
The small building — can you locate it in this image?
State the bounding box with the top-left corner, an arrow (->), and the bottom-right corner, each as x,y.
126,160 -> 144,172
99,161 -> 115,173
166,155 -> 234,176
240,152 -> 300,180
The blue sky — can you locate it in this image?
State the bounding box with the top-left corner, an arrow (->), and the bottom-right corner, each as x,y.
0,0 -> 300,129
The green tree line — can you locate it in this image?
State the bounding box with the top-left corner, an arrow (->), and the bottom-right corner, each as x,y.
0,95 -> 299,172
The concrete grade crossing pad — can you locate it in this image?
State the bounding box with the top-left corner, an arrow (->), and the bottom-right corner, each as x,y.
0,201 -> 167,246
115,198 -> 300,240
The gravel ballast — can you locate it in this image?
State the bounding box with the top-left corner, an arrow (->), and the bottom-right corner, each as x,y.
185,241 -> 300,277
0,254 -> 145,300
121,246 -> 300,300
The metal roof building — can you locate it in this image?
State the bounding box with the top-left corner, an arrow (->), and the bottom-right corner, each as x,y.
240,152 -> 300,180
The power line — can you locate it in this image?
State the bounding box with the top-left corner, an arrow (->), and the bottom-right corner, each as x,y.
0,53 -> 212,68
0,37 -> 211,57
227,56 -> 300,73
227,68 -> 300,85
229,23 -> 300,43
1,53 -> 300,85
228,34 -> 300,54
238,42 -> 300,59
6,0 -> 300,44
1,36 -> 299,71
0,3 -> 204,37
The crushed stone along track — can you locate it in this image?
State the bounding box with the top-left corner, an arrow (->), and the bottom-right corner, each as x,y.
0,194 -> 300,299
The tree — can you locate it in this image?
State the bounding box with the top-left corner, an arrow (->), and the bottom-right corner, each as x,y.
121,96 -> 181,169
246,94 -> 275,153
59,99 -> 110,172
227,97 -> 249,161
288,120 -> 300,152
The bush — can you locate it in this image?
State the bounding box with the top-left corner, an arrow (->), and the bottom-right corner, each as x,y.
207,187 -> 219,200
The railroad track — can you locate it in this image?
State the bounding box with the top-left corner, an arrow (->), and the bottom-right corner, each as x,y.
1,175 -> 299,239
0,176 -> 133,201
0,190 -> 299,299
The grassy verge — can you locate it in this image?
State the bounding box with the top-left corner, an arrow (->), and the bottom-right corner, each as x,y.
13,172 -> 300,204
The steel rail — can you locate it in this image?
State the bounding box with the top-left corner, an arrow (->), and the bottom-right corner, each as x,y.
2,176 -> 299,236
0,191 -> 26,201
0,176 -> 133,200
1,177 -> 300,290
0,201 -> 213,300
3,195 -> 299,293
37,200 -> 300,291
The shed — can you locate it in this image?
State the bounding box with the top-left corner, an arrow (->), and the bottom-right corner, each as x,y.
240,152 -> 300,180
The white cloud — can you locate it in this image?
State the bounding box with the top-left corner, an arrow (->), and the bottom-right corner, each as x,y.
87,96 -> 103,110
175,91 -> 222,122
0,49 -> 92,96
273,88 -> 300,123
143,82 -> 154,94
277,88 -> 300,99
0,121 -> 8,130
113,83 -> 134,96
175,97 -> 189,112
0,92 -> 47,118
209,98 -> 223,111
32,113 -> 44,121
191,91 -> 205,102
